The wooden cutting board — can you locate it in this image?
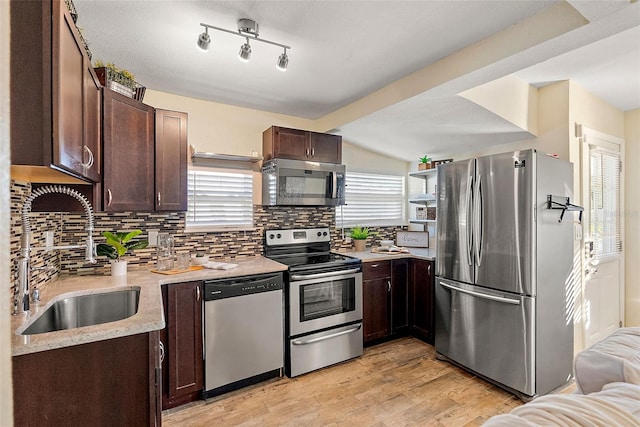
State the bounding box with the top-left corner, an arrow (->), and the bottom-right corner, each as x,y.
150,265 -> 204,275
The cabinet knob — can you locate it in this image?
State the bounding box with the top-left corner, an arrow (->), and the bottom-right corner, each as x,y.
196,286 -> 201,301
371,264 -> 379,268
157,192 -> 161,205
306,148 -> 310,157
387,280 -> 391,292
107,189 -> 113,207
311,147 -> 315,157
159,340 -> 165,363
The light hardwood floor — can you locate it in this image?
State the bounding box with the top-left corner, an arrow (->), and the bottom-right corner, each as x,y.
162,337 -> 544,426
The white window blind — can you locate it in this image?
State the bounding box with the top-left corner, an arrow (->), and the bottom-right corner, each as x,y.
340,172 -> 405,226
590,148 -> 621,257
186,167 -> 253,230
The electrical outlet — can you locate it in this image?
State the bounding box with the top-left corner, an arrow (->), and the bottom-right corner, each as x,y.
148,229 -> 159,247
45,231 -> 54,247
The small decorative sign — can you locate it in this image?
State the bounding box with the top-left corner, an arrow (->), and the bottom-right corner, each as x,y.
396,231 -> 429,248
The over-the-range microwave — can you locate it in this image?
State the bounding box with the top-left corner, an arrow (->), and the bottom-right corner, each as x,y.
262,158 -> 346,206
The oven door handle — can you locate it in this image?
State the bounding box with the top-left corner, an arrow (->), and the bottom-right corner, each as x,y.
291,323 -> 362,345
290,268 -> 360,281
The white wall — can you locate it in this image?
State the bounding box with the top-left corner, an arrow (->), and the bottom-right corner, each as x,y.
1,0 -> 14,423
624,108 -> 640,326
144,90 -> 316,157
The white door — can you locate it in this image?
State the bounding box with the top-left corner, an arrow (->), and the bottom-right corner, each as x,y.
581,128 -> 624,348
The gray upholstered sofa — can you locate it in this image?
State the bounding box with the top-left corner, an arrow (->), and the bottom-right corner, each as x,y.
484,327 -> 640,426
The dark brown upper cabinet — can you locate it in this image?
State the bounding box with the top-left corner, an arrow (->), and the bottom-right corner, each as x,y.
10,0 -> 101,183
101,90 -> 188,212
155,109 -> 188,211
263,126 -> 342,164
102,89 -> 155,211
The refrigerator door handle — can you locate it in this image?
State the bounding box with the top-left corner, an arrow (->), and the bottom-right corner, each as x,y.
466,175 -> 474,266
474,174 -> 483,266
439,281 -> 520,305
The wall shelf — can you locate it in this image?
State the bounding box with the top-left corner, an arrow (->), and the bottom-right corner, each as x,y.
409,168 -> 437,179
410,219 -> 437,224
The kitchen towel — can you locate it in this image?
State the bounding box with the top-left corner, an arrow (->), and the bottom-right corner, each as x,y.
204,261 -> 239,270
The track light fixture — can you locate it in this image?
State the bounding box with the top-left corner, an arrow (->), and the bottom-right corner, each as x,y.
276,48 -> 289,71
238,38 -> 251,62
197,28 -> 211,51
197,19 -> 291,71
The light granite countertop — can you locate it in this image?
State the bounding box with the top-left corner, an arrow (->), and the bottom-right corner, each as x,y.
341,247 -> 436,262
11,256 -> 287,357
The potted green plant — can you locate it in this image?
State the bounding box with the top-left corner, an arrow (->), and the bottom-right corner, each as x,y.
419,155 -> 432,170
96,230 -> 148,276
349,226 -> 377,252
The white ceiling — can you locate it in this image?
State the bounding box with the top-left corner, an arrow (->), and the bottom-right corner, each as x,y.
75,0 -> 640,161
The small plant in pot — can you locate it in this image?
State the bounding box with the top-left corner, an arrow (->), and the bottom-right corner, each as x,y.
96,230 -> 149,276
419,155 -> 432,170
349,226 -> 377,252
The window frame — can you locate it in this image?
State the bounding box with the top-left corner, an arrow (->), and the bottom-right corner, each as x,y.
338,170 -> 406,227
184,165 -> 256,233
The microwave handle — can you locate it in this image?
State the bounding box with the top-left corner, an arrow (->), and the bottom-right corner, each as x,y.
331,172 -> 337,199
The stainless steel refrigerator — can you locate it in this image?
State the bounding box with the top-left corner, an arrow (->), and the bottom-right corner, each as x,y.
435,149 -> 574,399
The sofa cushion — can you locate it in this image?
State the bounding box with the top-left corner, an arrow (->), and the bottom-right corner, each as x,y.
483,382 -> 640,426
574,327 -> 640,394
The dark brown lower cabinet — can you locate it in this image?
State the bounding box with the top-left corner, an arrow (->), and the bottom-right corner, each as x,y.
363,260 -> 409,344
161,281 -> 204,409
13,331 -> 161,426
363,276 -> 391,341
391,259 -> 410,334
410,259 -> 436,344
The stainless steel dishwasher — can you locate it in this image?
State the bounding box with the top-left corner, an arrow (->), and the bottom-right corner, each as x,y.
203,272 -> 284,398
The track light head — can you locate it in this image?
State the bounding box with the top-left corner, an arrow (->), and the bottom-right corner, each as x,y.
238,39 -> 251,62
276,50 -> 289,71
197,30 -> 210,51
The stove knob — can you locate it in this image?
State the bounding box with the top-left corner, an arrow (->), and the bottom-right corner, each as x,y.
277,233 -> 282,239
317,231 -> 322,237
269,234 -> 275,239
323,231 -> 328,236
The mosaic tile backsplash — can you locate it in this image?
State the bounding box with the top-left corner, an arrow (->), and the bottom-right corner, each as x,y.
10,181 -> 406,307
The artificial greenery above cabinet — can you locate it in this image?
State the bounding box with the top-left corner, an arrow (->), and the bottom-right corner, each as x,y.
263,126 -> 342,164
10,0 -> 101,183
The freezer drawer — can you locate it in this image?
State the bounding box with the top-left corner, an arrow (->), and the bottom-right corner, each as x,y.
435,278 -> 535,396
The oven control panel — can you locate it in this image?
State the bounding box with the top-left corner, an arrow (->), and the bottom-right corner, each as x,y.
265,227 -> 330,246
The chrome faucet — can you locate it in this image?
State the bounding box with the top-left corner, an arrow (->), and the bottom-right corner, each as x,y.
14,185 -> 97,315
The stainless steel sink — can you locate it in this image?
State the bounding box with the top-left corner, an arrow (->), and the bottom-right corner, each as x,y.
20,287 -> 141,335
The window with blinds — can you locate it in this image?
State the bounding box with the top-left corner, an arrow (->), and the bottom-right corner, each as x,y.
186,167 -> 254,231
590,148 -> 621,257
339,172 -> 405,226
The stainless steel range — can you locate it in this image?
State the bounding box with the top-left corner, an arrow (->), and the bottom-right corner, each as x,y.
264,227 -> 363,377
